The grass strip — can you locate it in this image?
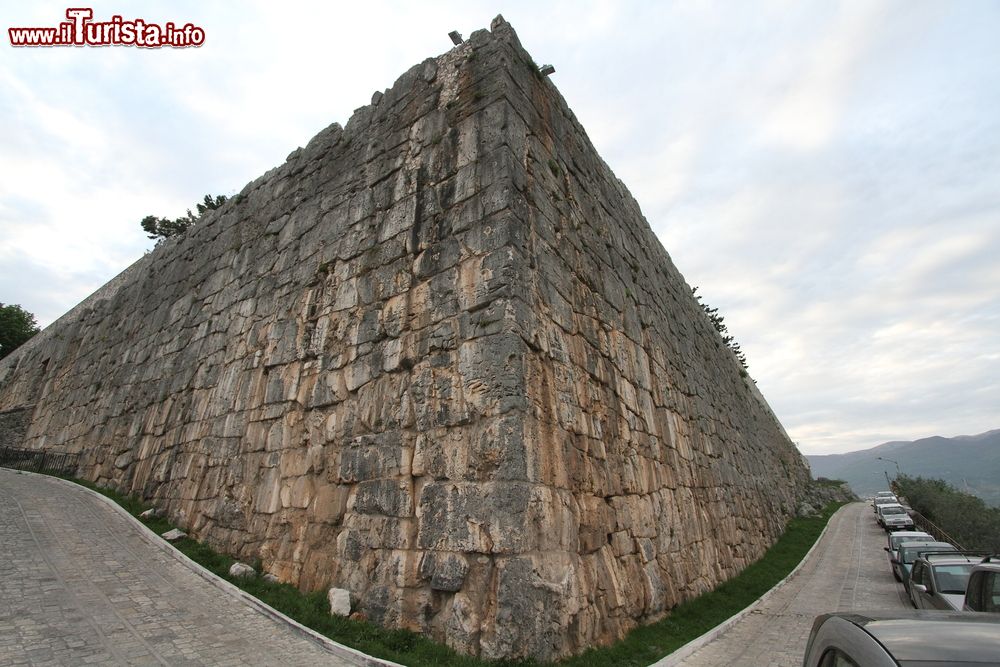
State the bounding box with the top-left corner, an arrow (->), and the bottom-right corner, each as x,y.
55,473 -> 841,666
559,502 -> 844,666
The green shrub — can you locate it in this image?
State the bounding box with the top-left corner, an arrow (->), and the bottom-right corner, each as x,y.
895,475 -> 1000,551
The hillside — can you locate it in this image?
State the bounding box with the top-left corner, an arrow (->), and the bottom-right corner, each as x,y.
807,429 -> 1000,507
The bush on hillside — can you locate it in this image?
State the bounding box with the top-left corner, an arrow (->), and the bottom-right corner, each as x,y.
894,475 -> 1000,552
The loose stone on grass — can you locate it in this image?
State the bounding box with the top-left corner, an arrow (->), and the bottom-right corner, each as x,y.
328,588 -> 351,616
229,562 -> 256,578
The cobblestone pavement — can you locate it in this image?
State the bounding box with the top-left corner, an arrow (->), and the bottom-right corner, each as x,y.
0,469 -> 361,666
677,502 -> 911,667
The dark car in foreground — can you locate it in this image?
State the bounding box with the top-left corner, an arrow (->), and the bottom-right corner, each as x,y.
802,611 -> 1000,667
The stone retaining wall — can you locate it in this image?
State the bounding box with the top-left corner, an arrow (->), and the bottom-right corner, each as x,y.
0,16 -> 809,660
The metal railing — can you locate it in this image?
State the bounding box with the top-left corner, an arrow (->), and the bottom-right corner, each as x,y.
0,446 -> 79,476
903,505 -> 966,551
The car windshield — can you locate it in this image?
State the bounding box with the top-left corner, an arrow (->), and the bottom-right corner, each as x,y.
882,507 -> 906,515
902,544 -> 954,564
932,564 -> 973,594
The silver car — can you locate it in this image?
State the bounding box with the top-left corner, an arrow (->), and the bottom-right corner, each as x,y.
802,611 -> 1000,667
909,552 -> 985,610
893,541 -> 956,590
964,555 -> 1000,612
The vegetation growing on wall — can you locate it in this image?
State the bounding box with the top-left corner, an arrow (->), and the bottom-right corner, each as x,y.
141,194 -> 228,241
692,287 -> 748,370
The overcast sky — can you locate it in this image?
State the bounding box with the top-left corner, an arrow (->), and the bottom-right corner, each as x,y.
2,1 -> 998,455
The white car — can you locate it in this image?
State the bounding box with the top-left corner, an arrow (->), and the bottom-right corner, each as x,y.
877,503 -> 915,531
884,531 -> 932,580
873,494 -> 899,514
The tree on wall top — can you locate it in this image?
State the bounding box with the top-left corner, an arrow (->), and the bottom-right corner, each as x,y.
141,194 -> 228,241
0,303 -> 40,360
692,286 -> 749,371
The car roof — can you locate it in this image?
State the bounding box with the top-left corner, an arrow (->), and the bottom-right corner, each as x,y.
900,541 -> 953,551
879,503 -> 905,509
891,531 -> 931,538
920,555 -> 980,566
972,559 -> 1000,573
830,612 -> 1000,663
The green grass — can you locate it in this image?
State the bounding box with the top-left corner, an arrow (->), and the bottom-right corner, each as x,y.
53,473 -> 842,666
813,477 -> 849,487
559,502 -> 843,666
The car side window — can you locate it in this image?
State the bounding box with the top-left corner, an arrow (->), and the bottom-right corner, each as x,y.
967,573 -> 983,610
819,648 -> 858,667
987,573 -> 1000,613
819,648 -> 859,667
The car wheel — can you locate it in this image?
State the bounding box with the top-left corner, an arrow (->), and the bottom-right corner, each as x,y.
893,570 -> 901,582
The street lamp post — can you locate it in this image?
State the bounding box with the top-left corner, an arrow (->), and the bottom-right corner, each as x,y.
877,456 -> 901,477
877,456 -> 901,490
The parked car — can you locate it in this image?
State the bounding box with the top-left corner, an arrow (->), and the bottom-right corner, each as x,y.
873,493 -> 898,513
876,503 -> 914,531
802,610 -> 1000,667
964,555 -> 1000,613
885,531 -> 933,579
893,541 -> 956,590
882,530 -> 934,581
909,552 -> 987,610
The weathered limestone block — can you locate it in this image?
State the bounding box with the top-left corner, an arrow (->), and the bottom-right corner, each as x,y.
420,552 -> 469,592
0,15 -> 809,662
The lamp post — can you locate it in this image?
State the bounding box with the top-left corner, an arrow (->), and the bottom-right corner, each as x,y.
877,456 -> 901,490
877,456 -> 901,478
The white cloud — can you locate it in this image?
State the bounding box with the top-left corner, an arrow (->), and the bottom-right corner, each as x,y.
762,2 -> 891,150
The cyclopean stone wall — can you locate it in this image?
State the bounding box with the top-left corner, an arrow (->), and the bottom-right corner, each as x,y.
0,16 -> 809,661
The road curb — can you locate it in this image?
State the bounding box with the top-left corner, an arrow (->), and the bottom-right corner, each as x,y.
649,503 -> 849,667
4,468 -> 404,667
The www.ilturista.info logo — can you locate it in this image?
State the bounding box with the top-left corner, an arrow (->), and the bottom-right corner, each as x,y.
9,8 -> 205,48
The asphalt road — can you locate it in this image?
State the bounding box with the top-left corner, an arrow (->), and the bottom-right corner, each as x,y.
675,501 -> 910,666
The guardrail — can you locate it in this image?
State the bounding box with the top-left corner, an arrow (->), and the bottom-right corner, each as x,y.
0,446 -> 79,476
901,504 -> 966,551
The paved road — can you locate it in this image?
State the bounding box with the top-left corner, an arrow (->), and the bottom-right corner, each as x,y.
0,468 -> 360,666
676,502 -> 910,666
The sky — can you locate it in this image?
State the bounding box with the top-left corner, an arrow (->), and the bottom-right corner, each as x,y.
1,1 -> 998,455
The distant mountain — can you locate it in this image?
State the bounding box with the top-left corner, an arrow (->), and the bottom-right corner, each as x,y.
807,429 -> 1000,507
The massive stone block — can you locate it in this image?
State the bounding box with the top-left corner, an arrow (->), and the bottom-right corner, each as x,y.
0,16 -> 810,660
